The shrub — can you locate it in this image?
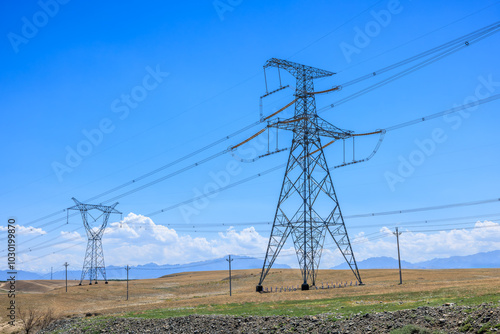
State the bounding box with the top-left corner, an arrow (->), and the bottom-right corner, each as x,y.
18,307 -> 56,334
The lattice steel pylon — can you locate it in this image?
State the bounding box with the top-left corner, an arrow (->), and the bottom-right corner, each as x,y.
256,58 -> 363,291
67,197 -> 121,285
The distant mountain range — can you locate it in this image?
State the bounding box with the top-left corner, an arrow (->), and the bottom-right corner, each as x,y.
2,250 -> 498,282
0,256 -> 290,281
331,250 -> 500,270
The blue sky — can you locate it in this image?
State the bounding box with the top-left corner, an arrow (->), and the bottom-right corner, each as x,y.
1,0 -> 500,273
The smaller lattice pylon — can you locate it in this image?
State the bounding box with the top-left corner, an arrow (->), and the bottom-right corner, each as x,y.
67,197 -> 121,286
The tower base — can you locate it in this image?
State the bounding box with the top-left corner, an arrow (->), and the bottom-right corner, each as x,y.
256,285 -> 263,292
301,283 -> 310,291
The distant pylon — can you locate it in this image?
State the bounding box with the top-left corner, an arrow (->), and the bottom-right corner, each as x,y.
67,197 -> 121,286
256,58 -> 363,291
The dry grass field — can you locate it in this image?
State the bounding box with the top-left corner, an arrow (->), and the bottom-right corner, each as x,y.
1,268 -> 499,333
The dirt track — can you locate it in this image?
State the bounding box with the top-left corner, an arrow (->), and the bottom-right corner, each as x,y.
0,280 -> 68,293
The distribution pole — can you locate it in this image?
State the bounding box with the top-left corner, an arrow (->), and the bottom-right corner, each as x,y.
126,265 -> 130,301
226,255 -> 233,296
393,227 -> 403,285
64,262 -> 69,292
51,267 -> 53,280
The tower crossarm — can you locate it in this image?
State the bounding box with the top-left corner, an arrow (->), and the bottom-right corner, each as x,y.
267,116 -> 308,132
268,116 -> 353,140
68,198 -> 102,212
67,198 -> 121,238
264,58 -> 335,80
68,198 -> 121,215
314,117 -> 353,139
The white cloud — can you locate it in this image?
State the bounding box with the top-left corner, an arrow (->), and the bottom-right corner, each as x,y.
346,220 -> 500,265
0,224 -> 46,236
12,215 -> 500,273
60,230 -> 83,240
100,213 -> 270,266
299,221 -> 500,269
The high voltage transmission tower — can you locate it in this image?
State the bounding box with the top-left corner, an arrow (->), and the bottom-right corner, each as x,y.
252,58 -> 371,291
67,197 -> 121,285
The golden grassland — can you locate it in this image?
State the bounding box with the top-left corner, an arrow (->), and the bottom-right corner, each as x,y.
0,268 -> 499,333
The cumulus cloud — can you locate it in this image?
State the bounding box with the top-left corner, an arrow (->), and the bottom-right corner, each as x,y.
99,213 -> 271,267
307,221 -> 500,269
218,227 -> 268,253
345,220 -> 500,265
13,214 -> 500,273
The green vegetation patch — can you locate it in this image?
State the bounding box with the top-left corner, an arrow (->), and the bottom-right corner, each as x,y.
124,288 -> 499,319
51,317 -> 111,334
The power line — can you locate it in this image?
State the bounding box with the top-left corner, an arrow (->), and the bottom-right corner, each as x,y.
115,216 -> 500,234
319,31 -> 500,112
114,62 -> 500,222
12,201 -> 500,260
17,21 -> 500,233
120,211 -> 500,230
2,225 -> 83,255
13,223 -> 500,269
339,20 -> 500,88
287,0 -> 385,59
8,26 -> 500,273
337,2 -> 500,74
145,164 -> 285,217
344,198 -> 500,219
17,240 -> 86,265
316,21 -> 500,115
4,1 -> 387,202
138,86 -> 500,218
24,121 -> 262,227
14,214 -> 499,266
406,224 -> 500,233
384,94 -> 500,132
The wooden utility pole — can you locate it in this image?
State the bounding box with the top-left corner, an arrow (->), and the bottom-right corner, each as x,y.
126,265 -> 130,301
393,227 -> 403,284
64,262 -> 69,292
226,255 -> 233,296
51,267 -> 53,280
